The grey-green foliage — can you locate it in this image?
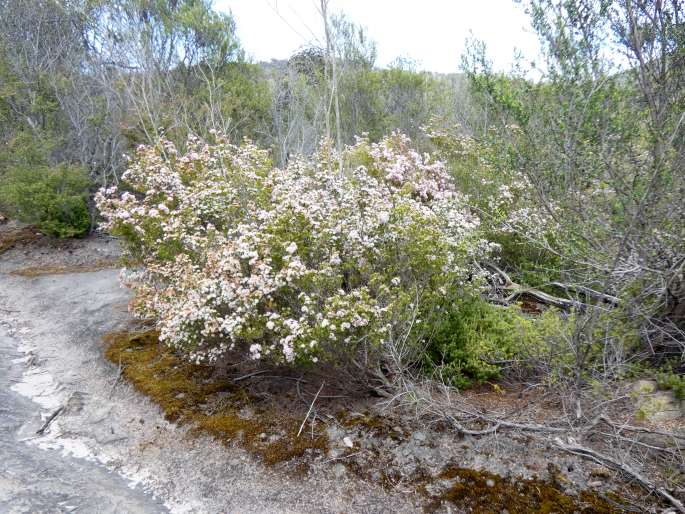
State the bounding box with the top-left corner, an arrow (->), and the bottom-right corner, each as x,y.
0,0 -> 274,237
268,14 -> 465,165
462,0 -> 685,364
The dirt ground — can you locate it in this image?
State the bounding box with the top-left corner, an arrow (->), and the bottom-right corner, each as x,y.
0,222 -> 681,513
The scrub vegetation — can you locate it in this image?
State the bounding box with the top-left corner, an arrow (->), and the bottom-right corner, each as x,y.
2,0 -> 684,511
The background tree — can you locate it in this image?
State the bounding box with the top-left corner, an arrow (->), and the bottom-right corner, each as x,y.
461,0 -> 685,387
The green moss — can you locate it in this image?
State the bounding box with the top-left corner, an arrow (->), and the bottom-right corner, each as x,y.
424,467 -> 624,513
103,330 -> 327,466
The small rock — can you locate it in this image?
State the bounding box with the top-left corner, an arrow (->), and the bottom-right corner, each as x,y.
237,407 -> 254,420
174,392 -> 186,400
412,431 -> 427,442
342,436 -> 353,448
326,425 -> 344,441
486,479 -> 495,487
636,391 -> 682,422
327,448 -> 342,459
588,480 -> 603,488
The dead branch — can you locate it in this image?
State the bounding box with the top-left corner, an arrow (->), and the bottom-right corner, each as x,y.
486,263 -> 582,310
550,282 -> 621,306
591,415 -> 685,442
553,437 -> 685,513
36,406 -> 64,435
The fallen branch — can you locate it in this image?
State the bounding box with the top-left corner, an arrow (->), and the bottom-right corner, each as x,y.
553,437 -> 685,513
36,406 -> 64,435
486,263 -> 582,310
550,282 -> 620,306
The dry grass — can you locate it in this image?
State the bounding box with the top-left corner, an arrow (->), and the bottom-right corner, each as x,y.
0,227 -> 41,254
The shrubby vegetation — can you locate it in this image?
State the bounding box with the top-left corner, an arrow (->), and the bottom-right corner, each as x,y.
0,133 -> 90,237
97,134 -> 499,378
0,0 -> 466,236
2,0 -> 683,399
0,163 -> 90,238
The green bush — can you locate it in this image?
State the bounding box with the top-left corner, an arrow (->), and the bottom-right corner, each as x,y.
0,164 -> 91,238
425,297 -> 570,388
656,369 -> 685,401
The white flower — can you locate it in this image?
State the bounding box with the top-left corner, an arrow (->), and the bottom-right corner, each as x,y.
96,132 -> 485,367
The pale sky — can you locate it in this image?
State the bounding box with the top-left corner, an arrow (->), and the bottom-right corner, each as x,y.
214,0 -> 542,74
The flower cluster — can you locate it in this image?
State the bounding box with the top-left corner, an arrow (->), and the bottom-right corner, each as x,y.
97,134 -> 491,366
423,123 -> 558,242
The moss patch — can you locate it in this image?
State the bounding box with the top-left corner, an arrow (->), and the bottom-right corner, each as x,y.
0,227 -> 41,254
424,466 -> 623,513
11,259 -> 120,277
103,331 -> 327,467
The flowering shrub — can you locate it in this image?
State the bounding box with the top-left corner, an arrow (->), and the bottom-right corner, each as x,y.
425,123 -> 562,287
97,133 -> 493,370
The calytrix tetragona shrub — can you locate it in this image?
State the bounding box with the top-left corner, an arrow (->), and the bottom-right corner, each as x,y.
97,133 -> 494,370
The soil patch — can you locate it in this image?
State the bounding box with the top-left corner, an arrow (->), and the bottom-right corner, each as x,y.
105,329 -> 635,513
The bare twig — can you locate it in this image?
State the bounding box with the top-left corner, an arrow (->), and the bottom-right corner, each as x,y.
322,450 -> 363,464
592,415 -> 685,442
232,370 -> 269,382
297,381 -> 325,438
553,437 -> 685,513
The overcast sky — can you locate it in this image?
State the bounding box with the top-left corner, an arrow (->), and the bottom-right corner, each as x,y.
214,0 -> 542,74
